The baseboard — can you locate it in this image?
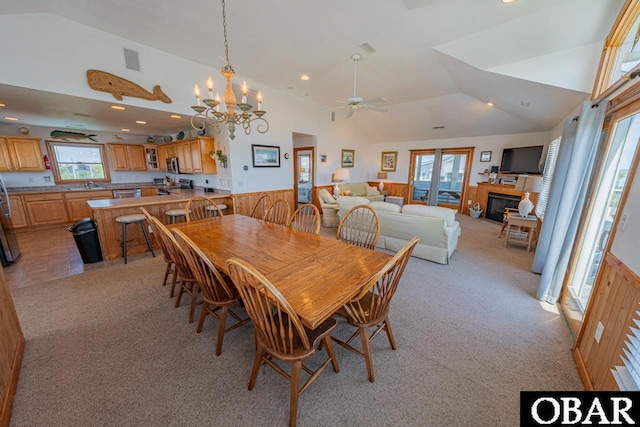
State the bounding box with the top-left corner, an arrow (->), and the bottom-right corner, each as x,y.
1,333 -> 24,427
573,346 -> 594,391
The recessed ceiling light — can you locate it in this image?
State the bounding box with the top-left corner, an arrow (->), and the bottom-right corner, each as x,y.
111,105 -> 126,110
0,103 -> 5,107
170,114 -> 182,119
135,120 -> 146,124
4,116 -> 19,121
121,128 -> 130,132
486,102 -> 494,107
501,0 -> 515,3
300,74 -> 310,81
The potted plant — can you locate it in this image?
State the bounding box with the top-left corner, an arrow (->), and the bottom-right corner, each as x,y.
209,150 -> 228,168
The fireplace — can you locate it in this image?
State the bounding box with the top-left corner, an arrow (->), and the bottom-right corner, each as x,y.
486,192 -> 520,222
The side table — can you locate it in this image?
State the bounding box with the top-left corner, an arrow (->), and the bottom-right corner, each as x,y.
504,215 -> 537,251
385,196 -> 404,207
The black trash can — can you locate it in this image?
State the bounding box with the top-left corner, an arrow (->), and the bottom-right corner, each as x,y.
69,218 -> 103,263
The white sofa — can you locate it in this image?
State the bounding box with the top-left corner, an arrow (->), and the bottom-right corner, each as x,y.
319,188 -> 340,227
336,197 -> 460,264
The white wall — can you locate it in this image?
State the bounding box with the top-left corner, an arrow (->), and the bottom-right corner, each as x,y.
361,131 -> 551,186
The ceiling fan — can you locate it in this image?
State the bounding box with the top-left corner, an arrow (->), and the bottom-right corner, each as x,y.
326,53 -> 388,118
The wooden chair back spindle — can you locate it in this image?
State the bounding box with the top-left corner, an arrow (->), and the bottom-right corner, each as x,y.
186,196 -> 224,221
264,199 -> 291,225
250,194 -> 272,220
336,205 -> 380,250
286,203 -> 321,235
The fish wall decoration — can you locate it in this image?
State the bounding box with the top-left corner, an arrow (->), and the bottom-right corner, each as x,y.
86,69 -> 172,103
50,130 -> 98,141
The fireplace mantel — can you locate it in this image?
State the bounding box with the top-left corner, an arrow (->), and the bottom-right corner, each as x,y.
476,183 -> 538,218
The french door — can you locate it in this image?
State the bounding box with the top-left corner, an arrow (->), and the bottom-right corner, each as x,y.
561,103 -> 640,335
408,148 -> 473,210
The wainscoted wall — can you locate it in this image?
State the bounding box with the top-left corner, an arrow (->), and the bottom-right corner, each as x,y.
574,253 -> 640,390
0,267 -> 23,427
232,189 -> 295,216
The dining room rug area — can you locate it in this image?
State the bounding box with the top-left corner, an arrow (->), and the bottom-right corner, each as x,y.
8,215 -> 582,427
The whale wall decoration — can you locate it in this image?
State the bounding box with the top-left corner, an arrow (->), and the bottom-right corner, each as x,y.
86,69 -> 172,103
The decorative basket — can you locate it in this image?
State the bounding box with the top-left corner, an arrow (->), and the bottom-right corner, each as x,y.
470,202 -> 483,218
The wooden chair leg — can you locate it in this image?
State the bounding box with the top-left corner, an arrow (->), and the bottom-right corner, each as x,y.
248,344 -> 264,390
322,336 -> 340,373
175,280 -> 185,308
359,327 -> 375,383
162,262 -> 171,287
196,303 -> 208,333
169,268 -> 178,298
383,316 -> 397,350
188,283 -> 199,323
289,360 -> 302,427
215,306 -> 229,356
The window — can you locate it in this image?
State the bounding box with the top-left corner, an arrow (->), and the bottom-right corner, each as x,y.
535,137 -> 561,220
46,141 -> 110,183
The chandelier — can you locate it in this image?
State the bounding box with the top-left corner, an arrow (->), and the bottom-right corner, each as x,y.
190,0 -> 268,140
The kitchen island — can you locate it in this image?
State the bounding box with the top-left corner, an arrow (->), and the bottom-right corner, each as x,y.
87,190 -> 233,261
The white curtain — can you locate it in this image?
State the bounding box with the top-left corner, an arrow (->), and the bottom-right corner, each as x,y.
427,149 -> 442,206
533,101 -> 607,303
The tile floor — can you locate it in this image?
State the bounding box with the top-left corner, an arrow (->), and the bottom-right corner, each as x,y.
4,223 -> 338,291
4,227 -> 109,291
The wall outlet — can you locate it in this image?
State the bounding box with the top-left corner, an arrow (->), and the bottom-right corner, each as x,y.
467,200 -> 472,205
28,177 -> 34,183
595,321 -> 604,343
238,181 -> 243,188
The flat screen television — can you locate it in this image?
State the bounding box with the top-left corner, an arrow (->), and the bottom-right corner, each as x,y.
500,145 -> 543,174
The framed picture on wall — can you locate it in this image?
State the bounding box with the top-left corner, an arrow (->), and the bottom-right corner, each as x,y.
341,149 -> 355,168
381,151 -> 398,172
252,144 -> 281,167
480,151 -> 492,162
320,153 -> 327,163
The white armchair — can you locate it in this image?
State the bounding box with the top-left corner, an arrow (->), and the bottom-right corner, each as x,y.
319,188 -> 339,228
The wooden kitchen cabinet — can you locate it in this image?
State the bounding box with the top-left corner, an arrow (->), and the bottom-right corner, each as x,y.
23,193 -> 68,226
176,142 -> 191,172
8,195 -> 28,228
108,144 -> 147,171
64,190 -> 113,222
0,136 -> 45,172
144,145 -> 159,171
157,144 -> 168,171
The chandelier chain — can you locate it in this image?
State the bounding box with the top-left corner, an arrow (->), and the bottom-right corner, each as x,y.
222,0 -> 230,66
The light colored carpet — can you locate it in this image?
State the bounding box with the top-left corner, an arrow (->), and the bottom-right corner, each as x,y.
9,215 -> 581,427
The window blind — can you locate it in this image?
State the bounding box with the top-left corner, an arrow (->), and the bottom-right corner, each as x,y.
535,137 -> 561,219
612,307 -> 640,391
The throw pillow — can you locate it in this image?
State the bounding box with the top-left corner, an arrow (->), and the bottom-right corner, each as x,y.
342,190 -> 354,196
319,188 -> 336,204
366,185 -> 380,196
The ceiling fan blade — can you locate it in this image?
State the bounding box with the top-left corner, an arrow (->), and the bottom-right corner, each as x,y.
362,97 -> 387,104
362,105 -> 388,113
346,107 -> 356,118
320,105 -> 349,113
334,100 -> 349,104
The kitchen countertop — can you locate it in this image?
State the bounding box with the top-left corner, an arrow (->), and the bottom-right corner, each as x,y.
8,182 -> 162,194
87,189 -> 231,210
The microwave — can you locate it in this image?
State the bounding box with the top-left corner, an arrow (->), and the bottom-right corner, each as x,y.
166,157 -> 179,174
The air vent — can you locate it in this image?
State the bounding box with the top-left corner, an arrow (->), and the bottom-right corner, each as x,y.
73,112 -> 91,117
124,48 -> 141,71
432,125 -> 445,129
359,42 -> 377,54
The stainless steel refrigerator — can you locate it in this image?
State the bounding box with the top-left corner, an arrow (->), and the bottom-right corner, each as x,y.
0,174 -> 21,266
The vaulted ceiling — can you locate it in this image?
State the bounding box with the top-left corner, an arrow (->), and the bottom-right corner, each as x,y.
0,0 -> 623,142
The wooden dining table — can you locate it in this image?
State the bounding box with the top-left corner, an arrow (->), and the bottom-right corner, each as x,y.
170,214 -> 392,329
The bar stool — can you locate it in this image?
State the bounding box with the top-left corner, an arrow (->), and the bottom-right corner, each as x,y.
165,208 -> 187,224
115,213 -> 155,264
206,203 -> 227,217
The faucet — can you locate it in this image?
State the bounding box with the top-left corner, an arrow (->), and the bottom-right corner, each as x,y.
85,181 -> 95,189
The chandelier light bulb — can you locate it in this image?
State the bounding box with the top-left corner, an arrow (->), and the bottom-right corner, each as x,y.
194,84 -> 201,106
207,77 -> 214,98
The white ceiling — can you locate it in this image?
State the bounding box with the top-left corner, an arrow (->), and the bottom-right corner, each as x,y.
0,0 -> 623,142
